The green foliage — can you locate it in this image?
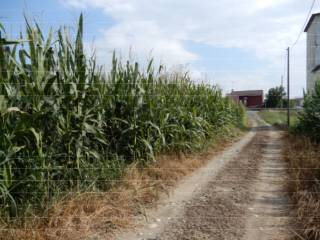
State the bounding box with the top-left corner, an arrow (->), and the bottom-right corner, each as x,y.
0,15 -> 245,219
258,110 -> 298,126
265,86 -> 286,108
295,81 -> 320,142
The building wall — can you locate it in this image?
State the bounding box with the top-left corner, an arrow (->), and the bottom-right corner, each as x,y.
239,95 -> 263,108
307,15 -> 320,93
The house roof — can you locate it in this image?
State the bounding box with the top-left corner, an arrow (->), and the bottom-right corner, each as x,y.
312,64 -> 320,72
304,13 -> 320,32
229,90 -> 263,97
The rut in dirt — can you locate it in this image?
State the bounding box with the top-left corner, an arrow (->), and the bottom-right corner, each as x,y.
116,114 -> 292,240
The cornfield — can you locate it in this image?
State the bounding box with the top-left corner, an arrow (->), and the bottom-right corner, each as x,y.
0,15 -> 245,221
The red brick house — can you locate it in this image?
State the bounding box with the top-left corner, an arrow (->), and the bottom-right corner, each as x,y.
227,90 -> 264,108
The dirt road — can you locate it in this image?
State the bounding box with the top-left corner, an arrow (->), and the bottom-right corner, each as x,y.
116,112 -> 292,240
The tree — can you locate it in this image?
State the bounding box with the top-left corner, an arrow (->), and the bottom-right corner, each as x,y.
265,86 -> 286,108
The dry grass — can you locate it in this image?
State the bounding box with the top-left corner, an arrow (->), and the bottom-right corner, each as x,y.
1,129 -> 242,240
283,134 -> 320,240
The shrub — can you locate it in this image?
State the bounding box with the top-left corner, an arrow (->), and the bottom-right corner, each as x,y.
295,81 -> 320,142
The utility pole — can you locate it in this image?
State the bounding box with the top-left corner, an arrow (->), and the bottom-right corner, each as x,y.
287,47 -> 290,127
281,75 -> 284,109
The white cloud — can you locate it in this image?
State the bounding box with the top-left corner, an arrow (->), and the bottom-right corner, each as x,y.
94,20 -> 198,67
63,0 -> 317,97
253,0 -> 290,11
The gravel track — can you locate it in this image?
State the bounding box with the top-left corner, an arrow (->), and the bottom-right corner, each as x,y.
115,112 -> 292,240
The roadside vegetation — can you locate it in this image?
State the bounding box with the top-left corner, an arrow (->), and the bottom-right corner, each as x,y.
0,15 -> 246,238
295,82 -> 320,142
284,135 -> 320,240
284,82 -> 320,240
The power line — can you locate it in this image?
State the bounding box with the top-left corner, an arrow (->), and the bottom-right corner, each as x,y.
291,0 -> 317,49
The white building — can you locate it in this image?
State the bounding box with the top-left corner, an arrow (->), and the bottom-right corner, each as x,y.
305,13 -> 320,93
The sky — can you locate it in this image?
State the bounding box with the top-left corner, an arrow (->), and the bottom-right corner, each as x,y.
1,0 -> 319,97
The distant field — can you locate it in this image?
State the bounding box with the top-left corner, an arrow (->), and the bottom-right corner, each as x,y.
258,110 -> 299,126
